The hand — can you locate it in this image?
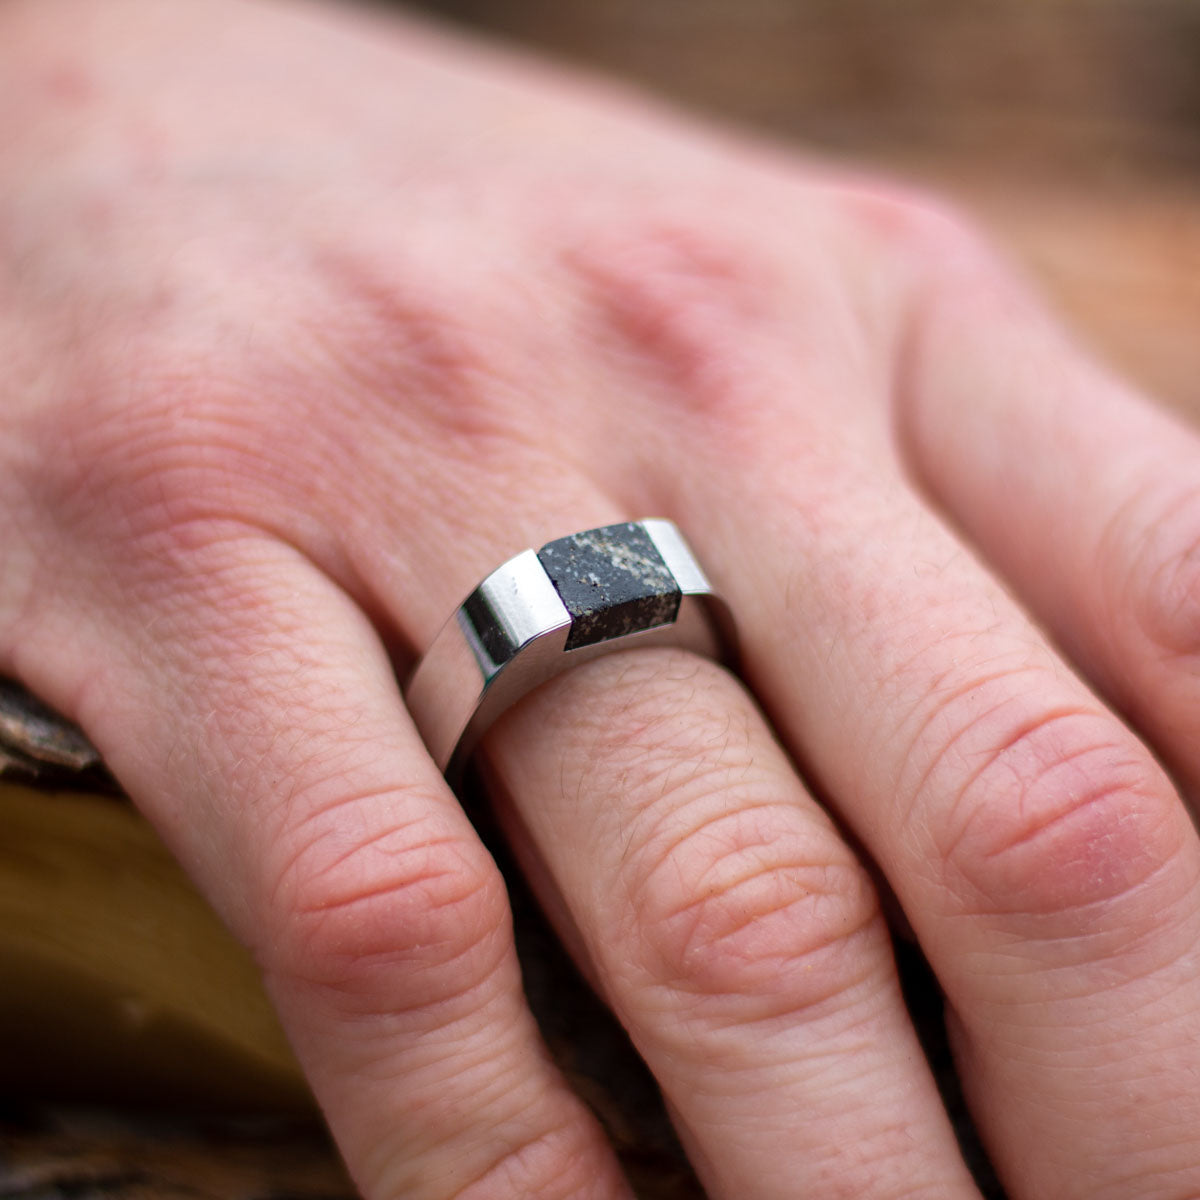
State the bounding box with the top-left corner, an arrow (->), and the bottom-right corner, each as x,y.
4,1 -> 1200,1196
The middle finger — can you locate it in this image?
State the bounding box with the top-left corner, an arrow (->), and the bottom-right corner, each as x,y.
672,425 -> 1200,1198
484,646 -> 979,1200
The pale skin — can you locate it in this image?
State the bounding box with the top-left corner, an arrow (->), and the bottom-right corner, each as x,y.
3,0 -> 1200,1196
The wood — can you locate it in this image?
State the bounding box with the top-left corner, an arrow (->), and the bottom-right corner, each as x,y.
0,785 -> 308,1111
5,2 -> 1199,1195
0,680 -> 115,793
0,1111 -> 353,1200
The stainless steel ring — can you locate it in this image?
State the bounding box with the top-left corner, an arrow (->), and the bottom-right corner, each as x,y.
404,519 -> 734,784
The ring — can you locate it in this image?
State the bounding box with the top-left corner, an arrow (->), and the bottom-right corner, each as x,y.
404,519 -> 734,783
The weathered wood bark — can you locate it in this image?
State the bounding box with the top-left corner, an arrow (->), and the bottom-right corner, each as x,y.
4,2 -> 1199,1196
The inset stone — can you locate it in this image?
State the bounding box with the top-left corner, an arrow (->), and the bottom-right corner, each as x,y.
538,522 -> 681,652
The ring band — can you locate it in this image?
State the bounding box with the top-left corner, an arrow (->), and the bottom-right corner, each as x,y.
405,520 -> 733,782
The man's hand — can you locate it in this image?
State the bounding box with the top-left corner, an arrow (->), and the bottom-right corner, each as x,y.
3,1 -> 1200,1196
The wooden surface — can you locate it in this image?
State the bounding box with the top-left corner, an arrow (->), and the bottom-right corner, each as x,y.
4,2 -> 1200,1197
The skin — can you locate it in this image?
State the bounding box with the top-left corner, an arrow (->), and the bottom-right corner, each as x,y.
3,0 -> 1200,1196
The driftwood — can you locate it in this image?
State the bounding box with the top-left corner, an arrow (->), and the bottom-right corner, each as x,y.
4,1 -> 1200,1196
0,1111 -> 353,1200
0,680 -> 117,794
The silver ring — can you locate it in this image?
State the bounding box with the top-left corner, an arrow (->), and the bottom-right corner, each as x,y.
404,519 -> 734,783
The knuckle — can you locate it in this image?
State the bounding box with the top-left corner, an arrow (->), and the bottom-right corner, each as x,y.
623,811 -> 883,1018
314,238 -> 544,453
51,249 -> 560,546
450,1121 -> 610,1200
836,180 -> 1024,349
842,182 -> 987,266
561,205 -> 804,440
265,788 -> 511,1012
26,358 -> 294,550
924,698 -> 1188,926
563,652 -> 885,1021
831,178 -> 1004,304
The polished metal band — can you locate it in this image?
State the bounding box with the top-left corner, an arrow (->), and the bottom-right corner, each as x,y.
404,519 -> 732,782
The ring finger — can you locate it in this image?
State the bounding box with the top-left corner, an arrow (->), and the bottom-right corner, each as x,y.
334,395 -> 982,1198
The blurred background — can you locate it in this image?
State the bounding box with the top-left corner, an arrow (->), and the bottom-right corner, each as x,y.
409,0 -> 1200,417
4,3 -> 1199,1198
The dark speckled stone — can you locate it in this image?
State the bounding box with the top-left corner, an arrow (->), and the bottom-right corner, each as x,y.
538,523 -> 681,652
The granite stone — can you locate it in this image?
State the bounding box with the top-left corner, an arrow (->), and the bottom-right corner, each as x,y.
538,522 -> 681,652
